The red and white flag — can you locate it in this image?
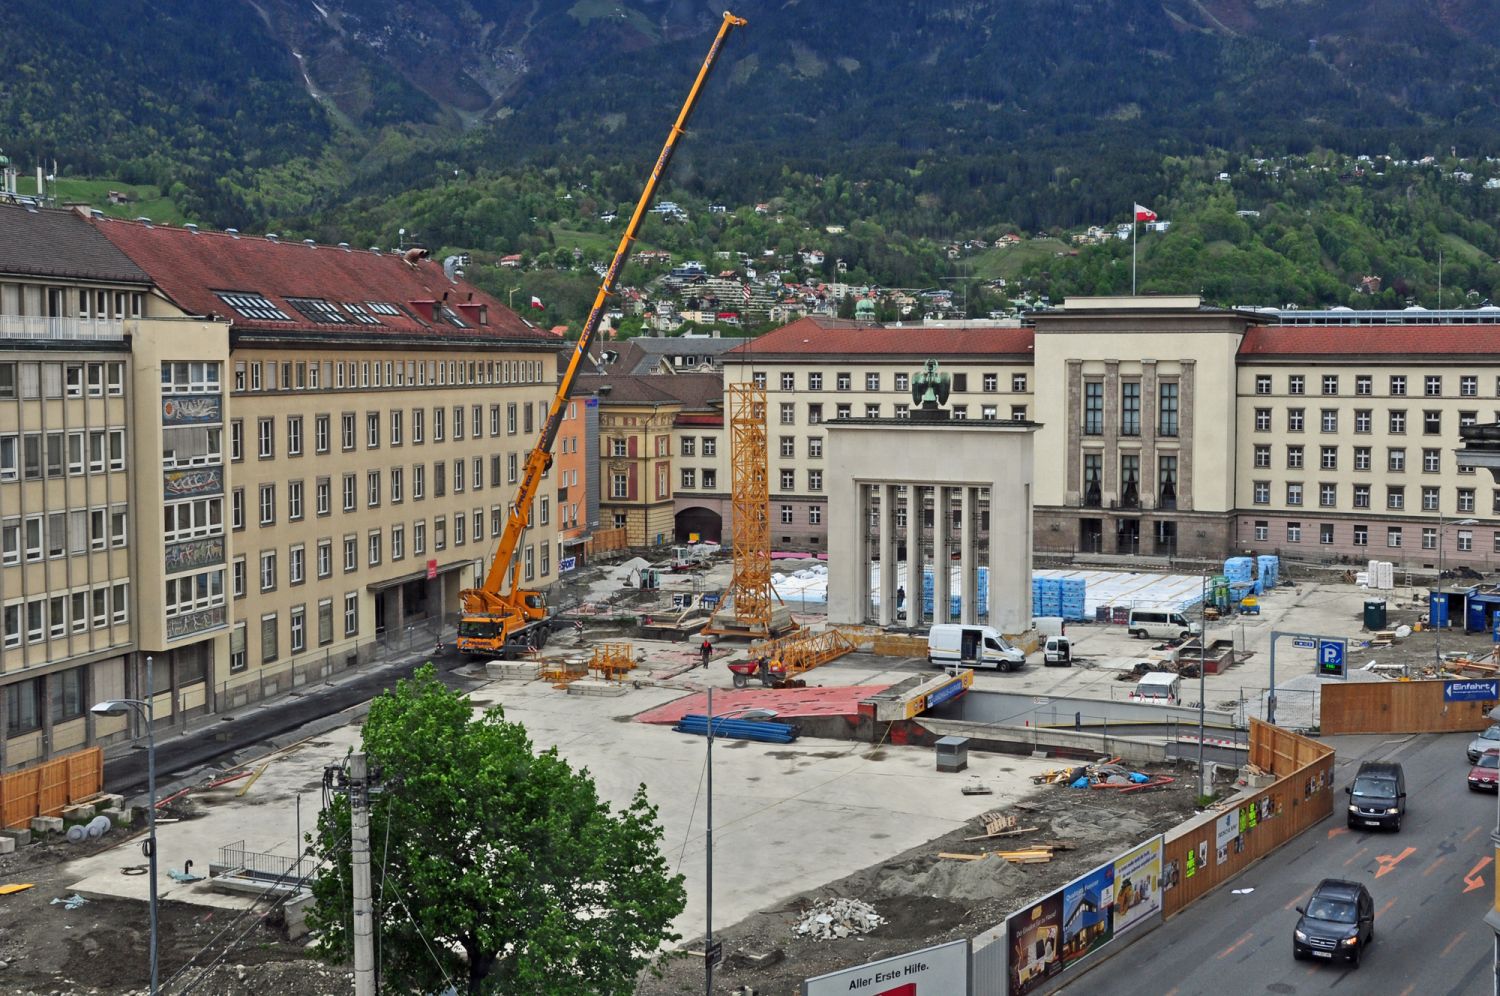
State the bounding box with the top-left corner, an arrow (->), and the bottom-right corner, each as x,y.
1134,203 -> 1157,223
530,295 -> 544,309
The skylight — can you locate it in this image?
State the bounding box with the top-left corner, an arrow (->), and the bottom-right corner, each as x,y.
216,291 -> 290,322
285,297 -> 350,324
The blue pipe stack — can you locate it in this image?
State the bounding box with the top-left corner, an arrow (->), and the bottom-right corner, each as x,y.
674,715 -> 798,743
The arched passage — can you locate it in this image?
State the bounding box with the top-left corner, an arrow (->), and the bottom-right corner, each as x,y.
675,506 -> 723,544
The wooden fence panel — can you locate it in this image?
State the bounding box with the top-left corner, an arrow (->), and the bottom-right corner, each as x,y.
1321,680 -> 1497,735
0,747 -> 104,829
1164,724 -> 1335,917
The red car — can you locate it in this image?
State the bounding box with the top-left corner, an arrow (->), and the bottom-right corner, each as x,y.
1468,749 -> 1500,792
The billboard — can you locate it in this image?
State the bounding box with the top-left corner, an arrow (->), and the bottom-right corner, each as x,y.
1111,837 -> 1163,938
1007,890 -> 1063,995
803,938 -> 968,996
1061,862 -> 1115,964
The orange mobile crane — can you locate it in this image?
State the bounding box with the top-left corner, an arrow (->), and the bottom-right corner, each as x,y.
457,11 -> 748,658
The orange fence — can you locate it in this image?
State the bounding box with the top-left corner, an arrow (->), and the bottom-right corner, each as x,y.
1161,720 -> 1334,916
1,747 -> 104,829
585,528 -> 629,557
1321,679 -> 1496,734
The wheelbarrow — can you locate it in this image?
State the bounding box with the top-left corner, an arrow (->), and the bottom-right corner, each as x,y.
725,657 -> 804,689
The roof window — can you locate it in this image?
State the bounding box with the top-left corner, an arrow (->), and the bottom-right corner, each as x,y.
365,301 -> 402,316
216,291 -> 290,322
286,297 -> 350,324
340,302 -> 382,325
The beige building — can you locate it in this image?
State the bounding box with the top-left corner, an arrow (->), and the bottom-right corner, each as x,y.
1,204 -> 563,770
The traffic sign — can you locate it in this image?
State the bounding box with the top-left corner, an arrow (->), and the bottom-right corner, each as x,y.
1317,639 -> 1347,678
704,939 -> 723,968
1291,637 -> 1316,649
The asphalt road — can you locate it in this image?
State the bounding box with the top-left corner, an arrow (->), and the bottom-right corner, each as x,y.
101,649 -> 470,797
1066,730 -> 1498,996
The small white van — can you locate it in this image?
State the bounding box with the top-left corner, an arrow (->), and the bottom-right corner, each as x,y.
1129,671 -> 1183,704
1126,609 -> 1200,641
927,624 -> 1026,672
1032,616 -> 1067,639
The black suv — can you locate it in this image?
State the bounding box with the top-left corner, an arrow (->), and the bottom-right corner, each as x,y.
1346,761 -> 1405,831
1293,879 -> 1375,966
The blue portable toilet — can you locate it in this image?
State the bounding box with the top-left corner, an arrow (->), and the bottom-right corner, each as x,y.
1429,590 -> 1450,629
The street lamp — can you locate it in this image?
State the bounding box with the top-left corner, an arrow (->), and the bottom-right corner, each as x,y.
704,684 -> 775,996
1485,703 -> 1500,996
1433,516 -> 1478,673
92,654 -> 158,996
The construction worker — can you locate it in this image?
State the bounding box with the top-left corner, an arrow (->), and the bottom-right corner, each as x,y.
700,637 -> 713,668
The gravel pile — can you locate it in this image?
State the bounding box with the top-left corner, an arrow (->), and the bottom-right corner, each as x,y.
793,898 -> 885,940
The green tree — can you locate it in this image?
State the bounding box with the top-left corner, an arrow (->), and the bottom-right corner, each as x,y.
308,666 -> 684,994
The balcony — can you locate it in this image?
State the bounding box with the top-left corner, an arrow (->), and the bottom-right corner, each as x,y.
0,315 -> 126,341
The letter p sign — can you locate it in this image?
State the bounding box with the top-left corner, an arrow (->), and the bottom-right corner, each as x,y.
1318,639 -> 1346,678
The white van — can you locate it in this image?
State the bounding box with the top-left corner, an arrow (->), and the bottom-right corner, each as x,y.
1033,616 -> 1067,639
1126,609 -> 1201,641
927,624 -> 1026,672
1129,672 -> 1183,704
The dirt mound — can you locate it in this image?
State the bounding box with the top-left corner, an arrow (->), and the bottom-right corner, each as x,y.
876,854 -> 1025,903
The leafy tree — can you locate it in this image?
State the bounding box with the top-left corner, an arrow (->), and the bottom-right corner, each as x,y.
308,666 -> 685,994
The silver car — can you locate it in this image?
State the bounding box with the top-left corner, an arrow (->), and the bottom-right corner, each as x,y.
1468,725 -> 1500,763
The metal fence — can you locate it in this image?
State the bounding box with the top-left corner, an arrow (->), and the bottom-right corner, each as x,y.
217,838 -> 320,884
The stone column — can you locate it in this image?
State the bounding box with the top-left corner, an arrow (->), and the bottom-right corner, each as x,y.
960,486 -> 978,625
1065,360 -> 1082,504
1178,361 -> 1195,510
906,486 -> 924,627
933,486 -> 951,624
1103,360 -> 1120,496
878,484 -> 897,626
1141,359 -> 1158,506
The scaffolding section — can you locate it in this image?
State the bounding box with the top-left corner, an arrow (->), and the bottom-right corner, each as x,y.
588,643 -> 637,682
706,384 -> 796,637
747,626 -> 862,676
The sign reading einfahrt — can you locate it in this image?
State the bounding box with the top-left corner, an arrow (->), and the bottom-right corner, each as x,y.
1444,680 -> 1500,702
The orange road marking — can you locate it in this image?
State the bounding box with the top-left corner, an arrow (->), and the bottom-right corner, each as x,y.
1440,931 -> 1468,958
1327,826 -> 1349,840
1423,855 -> 1447,877
1374,846 -> 1416,878
1464,825 -> 1483,843
1377,898 -> 1396,918
1400,985 -> 1416,996
1217,931 -> 1253,959
1343,846 -> 1368,867
1464,856 -> 1493,894
1163,989 -> 1178,996
1283,895 -> 1301,910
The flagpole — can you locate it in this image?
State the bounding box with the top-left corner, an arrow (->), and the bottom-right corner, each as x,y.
1132,215 -> 1137,296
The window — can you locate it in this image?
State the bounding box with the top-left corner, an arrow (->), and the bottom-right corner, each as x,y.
1254,374 -> 1272,395
865,372 -> 880,391
1354,409 -> 1372,434
780,403 -> 795,425
1353,524 -> 1369,546
368,530 -> 381,566
835,372 -> 851,391
368,470 -> 381,507
1158,383 -> 1178,436
162,497 -> 224,542
1424,410 -> 1441,435
1422,486 -> 1440,511
343,536 -> 357,572
392,524 -> 404,561
288,480 -> 304,520
809,437 -> 823,458
1012,373 -> 1027,393
258,484 -> 276,525
366,412 -> 380,449
1320,483 -> 1337,507
472,405 -> 482,439
781,504 -> 794,524
1388,448 -> 1406,472
1320,446 -> 1338,470
1462,375 -> 1478,397
342,474 -> 356,512
682,437 -> 696,458
1254,521 -> 1269,541
1287,408 -> 1304,432
1287,445 -> 1303,469
1321,375 -> 1338,395
1386,374 -> 1407,397
780,469 -> 796,490
289,545 -> 305,585
1354,484 -> 1371,508
1389,410 -> 1406,434
752,372 -> 767,390
284,416 -> 303,457
702,469 -> 717,489
1320,409 -> 1337,433
1254,408 -> 1271,431
807,404 -> 822,425
317,540 -> 332,578
1286,522 -> 1302,543
808,470 -> 823,491
316,478 -> 331,516
1423,448 -> 1441,473
1354,446 -> 1371,471
391,410 -> 403,446
159,360 -> 221,393
1459,488 -> 1476,513
490,405 -> 500,437
1084,382 -> 1104,435
251,418 -> 272,460
779,372 -> 794,390
611,473 -> 628,499
341,592 -> 359,637
434,461 -> 446,497
1459,529 -> 1474,553
1355,375 -> 1372,396
1121,382 -> 1140,436
1286,483 -> 1303,506
435,517 -> 447,550
314,414 -> 330,454
391,467 -> 404,503
414,521 -> 426,555
681,468 -> 696,489
1320,523 -> 1335,545
260,551 -> 277,591
703,438 -> 717,457
1387,486 -> 1405,510
414,408 -> 425,443
341,413 -> 355,450
1387,526 -> 1403,548
984,373 -> 999,392
1288,375 -> 1304,395
1253,481 -> 1269,504
1425,375 -> 1442,397
453,405 -> 464,441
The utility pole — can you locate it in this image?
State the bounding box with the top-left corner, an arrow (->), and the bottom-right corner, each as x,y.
350,754 -> 376,996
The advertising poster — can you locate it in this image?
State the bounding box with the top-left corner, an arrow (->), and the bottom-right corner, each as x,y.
1215,809 -> 1238,865
1007,891 -> 1063,996
1112,837 -> 1163,938
1061,862 -> 1115,965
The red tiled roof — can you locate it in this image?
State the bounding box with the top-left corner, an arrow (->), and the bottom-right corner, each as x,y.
87,216 -> 554,344
1241,325 -> 1500,357
728,316 -> 1034,357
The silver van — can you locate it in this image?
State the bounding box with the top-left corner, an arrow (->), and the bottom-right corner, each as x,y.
1126,609 -> 1200,641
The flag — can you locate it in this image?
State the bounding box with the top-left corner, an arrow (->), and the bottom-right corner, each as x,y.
1134,203 -> 1157,223
530,295 -> 544,309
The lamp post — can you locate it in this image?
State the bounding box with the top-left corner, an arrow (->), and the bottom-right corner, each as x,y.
1485,703 -> 1500,995
92,654 -> 158,996
1433,515 -> 1478,673
704,684 -> 775,996
1199,573 -> 1208,801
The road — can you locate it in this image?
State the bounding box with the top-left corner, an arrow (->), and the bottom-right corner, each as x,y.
1067,730 -> 1497,996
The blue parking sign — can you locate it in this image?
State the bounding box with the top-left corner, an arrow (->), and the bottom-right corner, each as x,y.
1318,639 -> 1346,678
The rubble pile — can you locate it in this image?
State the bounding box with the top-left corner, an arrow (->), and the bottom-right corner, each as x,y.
793,898 -> 885,940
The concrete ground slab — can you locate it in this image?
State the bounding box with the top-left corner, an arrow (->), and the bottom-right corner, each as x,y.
63,670 -> 1051,944
633,684 -> 891,725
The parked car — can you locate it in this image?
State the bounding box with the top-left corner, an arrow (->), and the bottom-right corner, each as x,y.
1467,725 -> 1500,763
1469,749 -> 1500,792
1293,879 -> 1375,966
1346,761 -> 1406,831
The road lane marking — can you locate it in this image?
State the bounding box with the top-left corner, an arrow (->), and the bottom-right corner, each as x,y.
1327,826 -> 1348,840
1464,825 -> 1484,843
1400,985 -> 1416,996
1377,898 -> 1396,918
1374,846 -> 1416,878
1422,855 -> 1447,877
1343,846 -> 1368,867
1464,856 -> 1492,894
1440,931 -> 1468,958
1217,931 -> 1253,959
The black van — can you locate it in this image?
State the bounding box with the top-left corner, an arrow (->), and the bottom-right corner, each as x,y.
1346,761 -> 1406,831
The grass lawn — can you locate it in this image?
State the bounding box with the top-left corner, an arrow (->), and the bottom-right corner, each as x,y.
17,176 -> 188,225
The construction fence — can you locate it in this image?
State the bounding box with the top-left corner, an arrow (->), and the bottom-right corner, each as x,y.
1,746 -> 103,829
970,720 -> 1334,995
1320,678 -> 1498,734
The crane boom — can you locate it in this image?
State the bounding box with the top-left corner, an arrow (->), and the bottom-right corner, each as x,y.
458,11 -> 748,656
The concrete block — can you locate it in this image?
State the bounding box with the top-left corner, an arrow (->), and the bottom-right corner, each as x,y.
0,835 -> 14,854
95,793 -> 125,810
0,827 -> 30,847
100,807 -> 131,827
61,803 -> 96,821
485,660 -> 541,682
566,679 -> 627,698
739,947 -> 783,969
30,816 -> 64,834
